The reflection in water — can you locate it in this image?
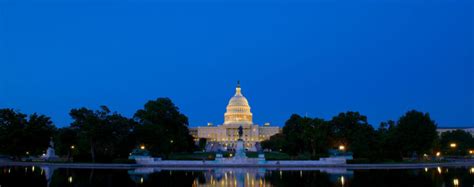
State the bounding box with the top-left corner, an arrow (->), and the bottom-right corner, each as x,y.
0,166 -> 473,186
128,167 -> 353,187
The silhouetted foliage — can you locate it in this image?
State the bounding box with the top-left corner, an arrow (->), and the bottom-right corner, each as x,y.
69,106 -> 137,162
264,110 -> 439,162
392,110 -> 438,157
134,98 -> 194,157
0,109 -> 56,159
263,114 -> 331,159
330,112 -> 378,159
261,133 -> 286,152
55,127 -> 78,162
439,130 -> 473,155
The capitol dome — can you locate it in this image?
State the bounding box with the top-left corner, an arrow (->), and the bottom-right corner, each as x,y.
224,82 -> 253,125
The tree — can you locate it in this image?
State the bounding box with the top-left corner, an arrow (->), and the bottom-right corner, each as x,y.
439,130 -> 474,156
0,109 -> 28,159
392,110 -> 438,157
330,112 -> 377,159
377,120 -> 403,161
69,106 -> 136,162
302,118 -> 331,158
198,138 -> 207,151
134,98 -> 194,157
56,127 -> 78,162
277,114 -> 331,158
261,133 -> 286,152
24,113 -> 57,155
281,114 -> 306,155
106,113 -> 138,159
0,109 -> 56,159
70,107 -> 107,162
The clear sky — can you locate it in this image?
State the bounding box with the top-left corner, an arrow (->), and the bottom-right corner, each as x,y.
0,0 -> 472,128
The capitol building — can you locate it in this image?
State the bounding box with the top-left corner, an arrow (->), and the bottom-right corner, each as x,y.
190,82 -> 281,151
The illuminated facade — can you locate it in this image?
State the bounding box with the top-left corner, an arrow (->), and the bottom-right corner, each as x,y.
190,82 -> 280,151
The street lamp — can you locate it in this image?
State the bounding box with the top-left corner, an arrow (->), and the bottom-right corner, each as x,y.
450,143 -> 457,148
453,178 -> 459,186
140,145 -> 146,150
70,145 -> 75,149
436,152 -> 441,157
339,145 -> 346,151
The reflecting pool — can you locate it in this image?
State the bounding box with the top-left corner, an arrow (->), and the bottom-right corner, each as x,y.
0,166 -> 473,186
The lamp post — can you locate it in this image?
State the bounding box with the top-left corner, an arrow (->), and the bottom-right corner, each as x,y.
68,145 -> 75,162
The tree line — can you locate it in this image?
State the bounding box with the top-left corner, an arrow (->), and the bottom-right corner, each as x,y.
1,98 -> 472,163
0,98 -> 194,163
261,110 -> 474,162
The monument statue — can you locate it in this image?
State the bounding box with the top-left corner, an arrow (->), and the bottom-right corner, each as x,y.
233,126 -> 247,160
42,137 -> 59,161
238,125 -> 243,139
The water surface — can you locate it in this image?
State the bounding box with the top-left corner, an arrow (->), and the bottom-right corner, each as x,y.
0,166 -> 473,186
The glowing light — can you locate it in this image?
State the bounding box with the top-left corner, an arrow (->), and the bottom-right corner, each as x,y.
453,178 -> 459,186
339,145 -> 346,151
340,176 -> 345,186
436,152 -> 441,157
450,143 -> 457,148
68,176 -> 73,183
140,145 -> 145,150
470,167 -> 474,174
170,140 -> 174,143
32,166 -> 35,172
140,177 -> 144,184
229,153 -> 233,157
469,150 -> 473,154
437,167 -> 442,174
26,151 -> 29,155
424,168 -> 428,172
70,145 -> 75,149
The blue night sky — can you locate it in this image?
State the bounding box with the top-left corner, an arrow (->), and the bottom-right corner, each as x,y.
0,0 -> 472,128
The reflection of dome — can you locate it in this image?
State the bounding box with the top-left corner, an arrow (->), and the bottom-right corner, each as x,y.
224,82 -> 253,125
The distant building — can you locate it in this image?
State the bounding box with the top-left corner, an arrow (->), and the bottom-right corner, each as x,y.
190,82 -> 281,151
437,127 -> 474,136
